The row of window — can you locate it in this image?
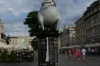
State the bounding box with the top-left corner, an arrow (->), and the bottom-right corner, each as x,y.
86,14 -> 100,29
76,26 -> 86,34
77,35 -> 86,41
76,3 -> 100,27
75,19 -> 84,26
87,26 -> 100,38
85,4 -> 99,18
18,39 -> 28,42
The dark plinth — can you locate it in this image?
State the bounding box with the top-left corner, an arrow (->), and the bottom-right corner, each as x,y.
37,30 -> 59,38
38,30 -> 59,66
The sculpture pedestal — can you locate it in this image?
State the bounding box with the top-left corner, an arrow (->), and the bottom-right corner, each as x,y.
37,31 -> 59,66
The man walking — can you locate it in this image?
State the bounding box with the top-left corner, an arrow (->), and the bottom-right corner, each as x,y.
81,47 -> 86,61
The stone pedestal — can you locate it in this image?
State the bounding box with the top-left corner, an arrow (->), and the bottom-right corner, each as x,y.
37,31 -> 59,66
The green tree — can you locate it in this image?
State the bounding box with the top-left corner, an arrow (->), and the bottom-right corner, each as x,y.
24,11 -> 42,37
24,11 -> 41,51
31,38 -> 38,51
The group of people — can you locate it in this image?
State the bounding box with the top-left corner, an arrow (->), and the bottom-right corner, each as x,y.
64,47 -> 86,62
16,49 -> 34,62
0,49 -> 34,62
87,47 -> 100,56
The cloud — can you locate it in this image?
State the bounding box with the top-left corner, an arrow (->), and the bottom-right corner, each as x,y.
0,0 -> 96,36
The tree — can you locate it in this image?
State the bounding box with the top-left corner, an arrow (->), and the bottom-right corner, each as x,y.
24,11 -> 42,37
31,38 -> 38,51
24,11 -> 41,51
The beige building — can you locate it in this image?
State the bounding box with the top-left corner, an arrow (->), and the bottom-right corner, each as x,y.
57,37 -> 61,50
0,19 -> 6,44
28,36 -> 36,44
17,35 -> 29,44
9,35 -> 35,45
75,17 -> 86,45
75,0 -> 100,44
60,25 -> 76,47
10,37 -> 18,45
84,0 -> 100,44
17,35 -> 35,44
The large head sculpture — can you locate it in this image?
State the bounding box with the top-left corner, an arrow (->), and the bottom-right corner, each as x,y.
38,0 -> 60,30
42,0 -> 56,6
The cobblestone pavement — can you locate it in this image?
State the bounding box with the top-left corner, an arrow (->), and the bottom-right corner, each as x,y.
0,52 -> 100,66
58,54 -> 100,66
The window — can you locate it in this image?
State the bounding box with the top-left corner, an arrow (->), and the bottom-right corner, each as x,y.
90,10 -> 93,15
93,18 -> 97,24
94,8 -> 97,12
99,26 -> 100,34
84,35 -> 85,39
94,28 -> 96,35
98,15 -> 100,22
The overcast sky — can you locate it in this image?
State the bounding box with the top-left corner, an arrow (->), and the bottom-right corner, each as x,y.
0,0 -> 96,36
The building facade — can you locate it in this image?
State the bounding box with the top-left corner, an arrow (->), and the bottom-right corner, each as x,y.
28,36 -> 36,44
60,25 -> 76,47
0,19 -> 6,44
17,35 -> 35,44
75,17 -> 86,45
57,37 -> 61,50
10,37 -> 18,45
9,35 -> 35,45
75,0 -> 100,44
17,35 -> 29,44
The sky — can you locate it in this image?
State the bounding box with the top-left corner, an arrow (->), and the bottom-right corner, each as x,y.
0,0 -> 97,36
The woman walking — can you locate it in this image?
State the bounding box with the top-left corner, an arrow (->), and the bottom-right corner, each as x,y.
77,48 -> 81,62
72,48 -> 76,58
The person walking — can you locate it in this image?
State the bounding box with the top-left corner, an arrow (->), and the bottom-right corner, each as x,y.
72,48 -> 76,58
87,47 -> 91,56
75,48 -> 78,58
77,48 -> 81,62
91,48 -> 95,56
64,51 -> 67,59
68,49 -> 71,59
81,47 -> 86,61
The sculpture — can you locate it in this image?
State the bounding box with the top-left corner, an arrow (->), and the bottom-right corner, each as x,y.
38,0 -> 60,63
38,0 -> 61,30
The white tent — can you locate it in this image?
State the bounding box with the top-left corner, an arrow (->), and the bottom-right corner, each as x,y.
84,44 -> 91,47
84,43 -> 100,47
14,43 -> 29,50
14,43 -> 34,50
27,45 -> 33,50
0,42 -> 8,48
90,43 -> 100,47
74,45 -> 81,48
6,45 -> 14,48
61,46 -> 76,49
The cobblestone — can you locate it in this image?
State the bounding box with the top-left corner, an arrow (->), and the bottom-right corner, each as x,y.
58,54 -> 100,66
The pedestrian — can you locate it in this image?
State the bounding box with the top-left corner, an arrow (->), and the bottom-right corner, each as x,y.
77,48 -> 81,62
71,48 -> 76,58
64,51 -> 67,59
87,47 -> 91,56
68,49 -> 71,59
75,48 -> 78,58
81,47 -> 86,61
91,48 -> 95,56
